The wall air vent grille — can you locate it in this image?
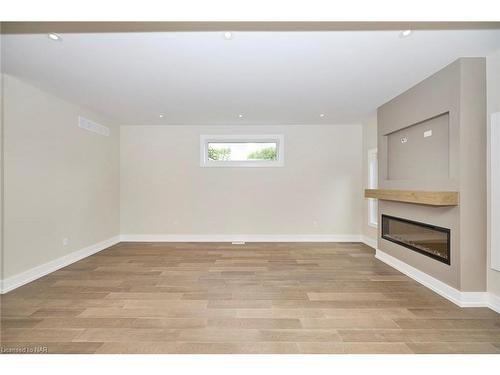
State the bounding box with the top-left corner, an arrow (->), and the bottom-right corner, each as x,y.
78,116 -> 110,136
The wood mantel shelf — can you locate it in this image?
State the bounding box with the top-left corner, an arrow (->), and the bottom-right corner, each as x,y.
364,189 -> 459,206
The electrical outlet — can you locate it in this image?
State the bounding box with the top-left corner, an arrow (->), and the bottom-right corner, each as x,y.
62,238 -> 69,246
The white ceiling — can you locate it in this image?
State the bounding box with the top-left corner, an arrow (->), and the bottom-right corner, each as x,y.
3,29 -> 500,125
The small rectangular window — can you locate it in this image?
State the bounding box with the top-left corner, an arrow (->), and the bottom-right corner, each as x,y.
200,135 -> 284,167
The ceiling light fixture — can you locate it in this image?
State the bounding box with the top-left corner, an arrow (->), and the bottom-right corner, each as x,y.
399,30 -> 412,38
223,32 -> 233,40
47,33 -> 62,41
159,114 -> 165,118
238,114 -> 244,118
319,113 -> 325,118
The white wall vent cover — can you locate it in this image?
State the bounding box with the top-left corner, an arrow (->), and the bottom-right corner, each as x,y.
78,116 -> 110,136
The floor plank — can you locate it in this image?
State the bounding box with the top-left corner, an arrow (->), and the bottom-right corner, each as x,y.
1,242 -> 499,353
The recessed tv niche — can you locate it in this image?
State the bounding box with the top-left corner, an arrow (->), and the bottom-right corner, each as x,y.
386,112 -> 450,181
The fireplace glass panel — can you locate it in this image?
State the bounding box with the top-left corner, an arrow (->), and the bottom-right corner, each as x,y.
381,215 -> 450,264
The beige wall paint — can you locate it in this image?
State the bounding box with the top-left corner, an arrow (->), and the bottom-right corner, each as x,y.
458,58 -> 487,292
362,113 -> 378,245
377,58 -> 487,292
487,48 -> 500,298
3,74 -> 120,278
120,125 -> 363,236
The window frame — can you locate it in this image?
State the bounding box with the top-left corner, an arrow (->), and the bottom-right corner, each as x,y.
367,148 -> 378,228
200,134 -> 285,168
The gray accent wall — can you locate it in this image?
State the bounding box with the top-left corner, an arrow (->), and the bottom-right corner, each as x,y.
387,113 -> 449,181
377,58 -> 487,292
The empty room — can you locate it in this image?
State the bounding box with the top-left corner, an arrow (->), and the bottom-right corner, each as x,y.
1,6 -> 500,365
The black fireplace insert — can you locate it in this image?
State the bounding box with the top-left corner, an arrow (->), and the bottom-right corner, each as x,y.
381,214 -> 450,265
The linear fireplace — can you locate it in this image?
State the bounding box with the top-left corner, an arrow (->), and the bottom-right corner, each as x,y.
381,215 -> 450,265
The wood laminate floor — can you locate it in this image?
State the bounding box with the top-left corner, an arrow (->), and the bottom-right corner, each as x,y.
1,242 -> 500,354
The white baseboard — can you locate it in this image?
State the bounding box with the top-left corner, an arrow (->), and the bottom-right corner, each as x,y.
487,292 -> 500,313
120,234 -> 364,243
375,248 -> 496,309
0,235 -> 121,294
362,236 -> 377,249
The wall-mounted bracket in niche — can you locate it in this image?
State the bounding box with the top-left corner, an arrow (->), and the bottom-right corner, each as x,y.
385,112 -> 450,181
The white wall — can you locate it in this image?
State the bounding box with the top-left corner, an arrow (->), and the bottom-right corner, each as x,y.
361,113 -> 378,246
2,74 -> 120,279
0,24 -> 4,283
120,125 -> 363,238
487,49 -> 500,298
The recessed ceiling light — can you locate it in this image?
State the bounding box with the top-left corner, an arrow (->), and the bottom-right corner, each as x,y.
159,114 -> 165,118
47,33 -> 62,41
223,32 -> 233,40
319,113 -> 325,118
238,114 -> 244,118
399,30 -> 412,38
